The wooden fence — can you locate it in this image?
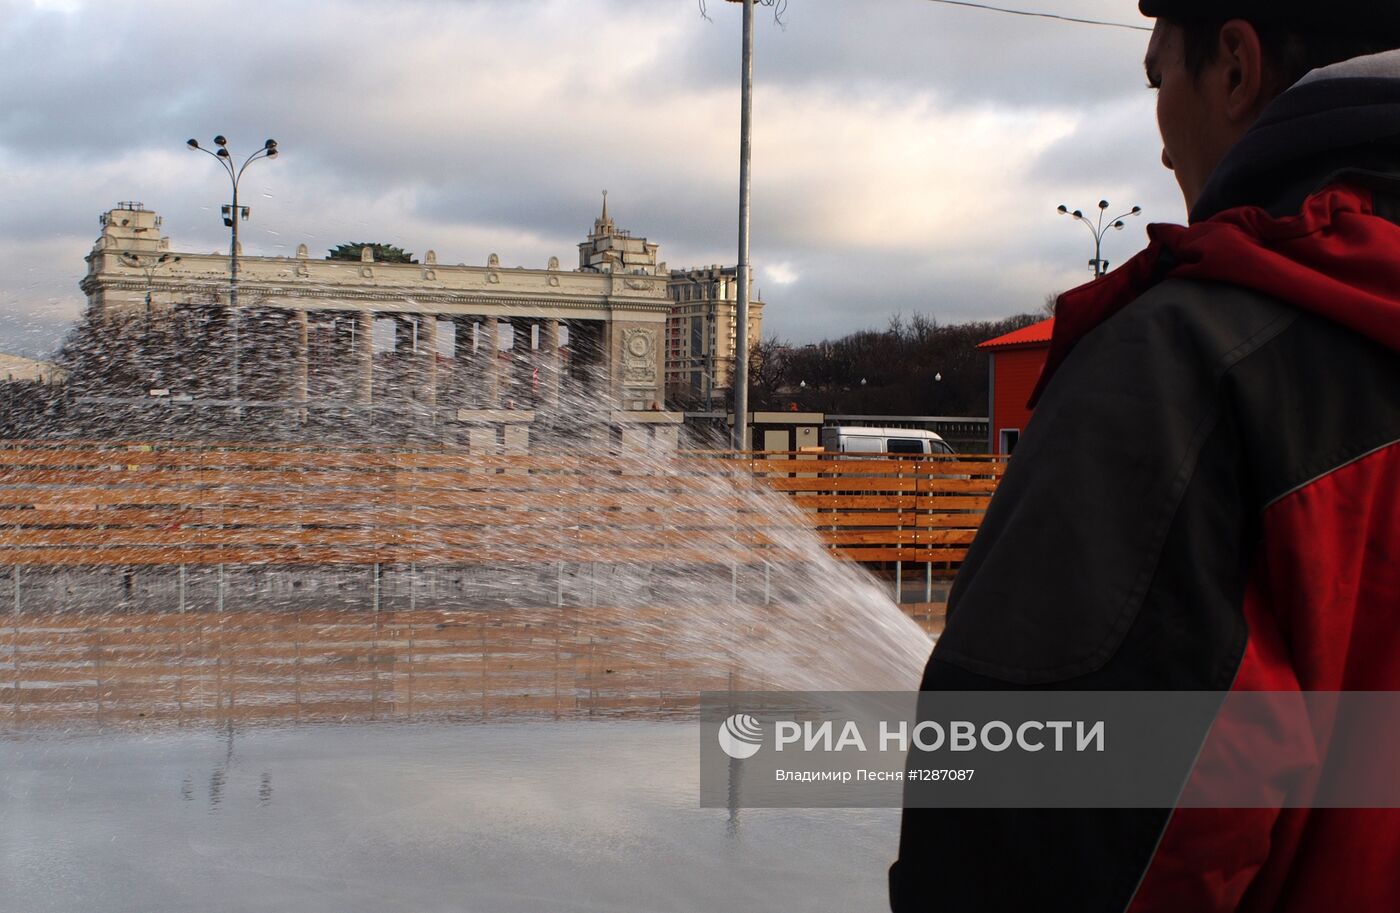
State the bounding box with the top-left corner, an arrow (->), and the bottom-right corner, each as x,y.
0,440 -> 1006,727
0,440 -> 1006,574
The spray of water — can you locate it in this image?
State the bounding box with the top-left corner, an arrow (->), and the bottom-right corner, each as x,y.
510,384 -> 932,694
3,282 -> 935,729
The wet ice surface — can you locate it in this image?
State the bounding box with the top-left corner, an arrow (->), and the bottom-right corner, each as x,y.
0,720 -> 897,913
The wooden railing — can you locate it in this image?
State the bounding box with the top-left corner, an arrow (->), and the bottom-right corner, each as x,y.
742,451 -> 1004,569
0,441 -> 1006,574
1,441 -> 1004,726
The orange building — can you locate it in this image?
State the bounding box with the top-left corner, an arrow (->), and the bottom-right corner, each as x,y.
978,318 -> 1053,454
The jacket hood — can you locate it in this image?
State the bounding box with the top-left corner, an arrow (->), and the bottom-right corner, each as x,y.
1031,185 -> 1400,407
1192,49 -> 1400,222
1030,52 -> 1400,408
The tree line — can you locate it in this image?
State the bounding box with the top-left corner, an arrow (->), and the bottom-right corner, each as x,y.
746,311 -> 1044,417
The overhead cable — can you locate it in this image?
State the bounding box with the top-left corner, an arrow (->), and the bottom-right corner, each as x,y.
922,0 -> 1151,32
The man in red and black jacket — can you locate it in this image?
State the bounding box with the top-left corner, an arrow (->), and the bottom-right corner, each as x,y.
891,3 -> 1400,911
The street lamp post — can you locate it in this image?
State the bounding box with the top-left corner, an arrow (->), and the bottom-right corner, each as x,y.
119,251 -> 182,393
680,355 -> 719,412
1057,199 -> 1142,278
187,135 -> 279,407
118,252 -> 182,320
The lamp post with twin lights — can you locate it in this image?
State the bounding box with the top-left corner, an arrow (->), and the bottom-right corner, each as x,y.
186,135 -> 279,407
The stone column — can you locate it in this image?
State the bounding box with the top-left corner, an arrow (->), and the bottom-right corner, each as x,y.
566,320 -> 604,399
449,316 -> 473,409
292,309 -> 309,403
540,319 -> 562,408
507,317 -> 536,409
419,316 -> 438,407
393,316 -> 416,402
480,318 -> 500,409
353,311 -> 373,404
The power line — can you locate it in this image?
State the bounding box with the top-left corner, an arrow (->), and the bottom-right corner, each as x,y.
701,1 -> 1149,34
698,0 -> 787,25
921,0 -> 1151,32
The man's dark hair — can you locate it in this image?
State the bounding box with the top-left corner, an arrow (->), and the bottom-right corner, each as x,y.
1177,18 -> 1400,97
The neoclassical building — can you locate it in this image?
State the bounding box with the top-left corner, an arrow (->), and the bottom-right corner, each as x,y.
80,200 -> 689,417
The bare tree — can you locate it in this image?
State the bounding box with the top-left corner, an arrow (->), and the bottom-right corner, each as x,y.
747,336 -> 790,409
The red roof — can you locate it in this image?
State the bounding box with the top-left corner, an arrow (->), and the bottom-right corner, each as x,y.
978,317 -> 1054,350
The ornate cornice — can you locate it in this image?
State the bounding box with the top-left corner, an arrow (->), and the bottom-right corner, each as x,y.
81,274 -> 671,317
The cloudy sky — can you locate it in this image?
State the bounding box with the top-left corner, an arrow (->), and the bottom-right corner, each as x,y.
0,0 -> 1181,357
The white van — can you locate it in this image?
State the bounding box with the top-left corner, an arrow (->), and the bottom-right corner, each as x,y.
820,426 -> 955,455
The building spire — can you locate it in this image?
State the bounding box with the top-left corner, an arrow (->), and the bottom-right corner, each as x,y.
592,189 -> 616,238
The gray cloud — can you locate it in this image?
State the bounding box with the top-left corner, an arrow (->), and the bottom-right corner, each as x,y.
678,0 -> 1151,108
0,0 -> 1180,356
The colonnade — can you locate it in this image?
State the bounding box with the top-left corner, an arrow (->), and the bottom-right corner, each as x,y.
279,312 -> 606,411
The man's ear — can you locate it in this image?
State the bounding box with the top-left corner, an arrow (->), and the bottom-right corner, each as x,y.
1217,19 -> 1268,122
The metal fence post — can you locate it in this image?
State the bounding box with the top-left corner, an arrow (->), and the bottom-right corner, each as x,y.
895,456 -> 905,603
10,565 -> 18,715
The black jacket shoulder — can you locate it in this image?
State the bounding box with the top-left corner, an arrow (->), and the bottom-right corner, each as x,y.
932,279 -> 1297,686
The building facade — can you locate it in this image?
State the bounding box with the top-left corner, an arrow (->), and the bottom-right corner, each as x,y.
663,264 -> 764,408
80,201 -> 682,417
80,200 -> 764,419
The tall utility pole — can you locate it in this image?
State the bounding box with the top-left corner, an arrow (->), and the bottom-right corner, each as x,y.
730,0 -> 754,452
187,135 -> 279,409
